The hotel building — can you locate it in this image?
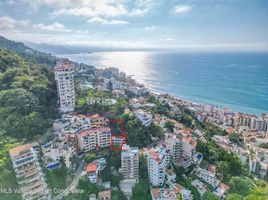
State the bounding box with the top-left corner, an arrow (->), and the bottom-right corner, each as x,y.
77,127 -> 111,152
167,134 -> 197,162
144,148 -> 166,186
54,59 -> 75,113
9,144 -> 49,200
121,144 -> 139,179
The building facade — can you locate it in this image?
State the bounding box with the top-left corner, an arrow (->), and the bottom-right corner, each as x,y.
54,59 -> 75,113
77,127 -> 111,152
9,144 -> 49,200
121,144 -> 139,179
145,148 -> 166,186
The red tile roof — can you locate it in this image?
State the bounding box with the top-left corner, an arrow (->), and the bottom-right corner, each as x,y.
9,144 -> 32,155
87,164 -> 97,173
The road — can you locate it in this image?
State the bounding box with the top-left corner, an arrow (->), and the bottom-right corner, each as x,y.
54,163 -> 84,200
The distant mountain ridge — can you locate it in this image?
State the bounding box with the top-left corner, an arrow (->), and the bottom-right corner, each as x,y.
0,36 -> 56,66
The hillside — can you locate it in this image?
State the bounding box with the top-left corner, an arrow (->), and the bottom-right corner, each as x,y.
0,48 -> 58,139
0,36 -> 56,67
0,36 -> 60,200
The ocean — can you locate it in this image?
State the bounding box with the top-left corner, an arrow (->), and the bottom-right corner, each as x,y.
60,51 -> 268,115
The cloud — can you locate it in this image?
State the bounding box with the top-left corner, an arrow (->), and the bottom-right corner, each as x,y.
53,1 -> 128,18
88,17 -> 129,25
51,0 -> 156,18
173,5 -> 193,14
76,30 -> 89,34
33,22 -> 71,32
165,37 -> 175,41
142,26 -> 158,31
0,16 -> 29,30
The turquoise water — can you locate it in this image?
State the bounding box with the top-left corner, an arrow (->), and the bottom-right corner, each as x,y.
60,51 -> 268,115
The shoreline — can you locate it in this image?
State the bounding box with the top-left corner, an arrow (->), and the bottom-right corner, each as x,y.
66,56 -> 267,118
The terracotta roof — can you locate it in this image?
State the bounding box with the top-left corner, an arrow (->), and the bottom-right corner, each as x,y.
9,144 -> 32,155
173,183 -> 184,194
150,188 -> 161,198
218,183 -> 230,191
79,127 -> 111,137
98,190 -> 111,199
208,164 -> 217,173
87,164 -> 97,173
147,148 -> 162,164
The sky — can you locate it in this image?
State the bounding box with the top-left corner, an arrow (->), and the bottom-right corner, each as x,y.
0,0 -> 268,51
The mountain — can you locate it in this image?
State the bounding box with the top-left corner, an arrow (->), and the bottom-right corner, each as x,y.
0,37 -> 58,139
0,36 -> 56,66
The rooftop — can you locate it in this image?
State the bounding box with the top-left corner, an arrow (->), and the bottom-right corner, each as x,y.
87,164 -> 97,173
9,144 -> 32,156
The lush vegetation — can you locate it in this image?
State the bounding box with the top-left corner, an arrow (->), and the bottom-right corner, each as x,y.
0,36 -> 56,66
227,177 -> 268,200
0,36 -> 59,198
259,143 -> 268,149
122,114 -> 163,148
44,158 -> 74,196
76,88 -> 128,116
0,137 -> 23,200
196,139 -> 244,182
0,48 -> 58,139
229,132 -> 242,144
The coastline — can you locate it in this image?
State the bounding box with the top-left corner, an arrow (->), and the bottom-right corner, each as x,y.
62,55 -> 267,118
61,52 -> 268,116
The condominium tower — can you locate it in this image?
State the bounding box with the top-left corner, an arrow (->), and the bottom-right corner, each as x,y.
54,58 -> 75,113
9,144 -> 49,200
121,144 -> 139,179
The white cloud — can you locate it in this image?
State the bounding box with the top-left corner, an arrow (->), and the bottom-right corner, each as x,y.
142,26 -> 158,31
33,22 -> 71,32
0,16 -> 29,30
76,30 -> 89,34
88,17 -> 129,25
173,5 -> 193,14
53,1 -> 128,18
165,37 -> 175,41
50,0 -> 156,18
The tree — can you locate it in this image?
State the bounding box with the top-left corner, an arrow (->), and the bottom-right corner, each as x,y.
84,152 -> 96,164
203,192 -> 218,200
229,176 -> 255,196
164,121 -> 175,132
131,179 -> 151,200
226,193 -> 243,200
259,143 -> 268,149
229,133 -> 241,144
0,48 -> 58,140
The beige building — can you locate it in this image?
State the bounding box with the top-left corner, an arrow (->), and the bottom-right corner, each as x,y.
77,127 -> 111,152
121,144 -> 139,179
54,58 -> 75,113
9,144 -> 49,200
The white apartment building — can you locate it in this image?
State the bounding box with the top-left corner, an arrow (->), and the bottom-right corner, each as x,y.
145,148 -> 166,186
134,109 -> 152,126
167,134 -> 196,162
196,167 -> 220,188
54,59 -> 75,113
121,144 -> 139,179
77,127 -> 111,152
9,144 -> 50,200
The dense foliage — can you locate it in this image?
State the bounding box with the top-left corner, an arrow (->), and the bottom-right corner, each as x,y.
0,137 -> 23,200
0,36 -> 56,66
0,48 -> 58,139
197,139 -> 244,182
122,114 -> 163,148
